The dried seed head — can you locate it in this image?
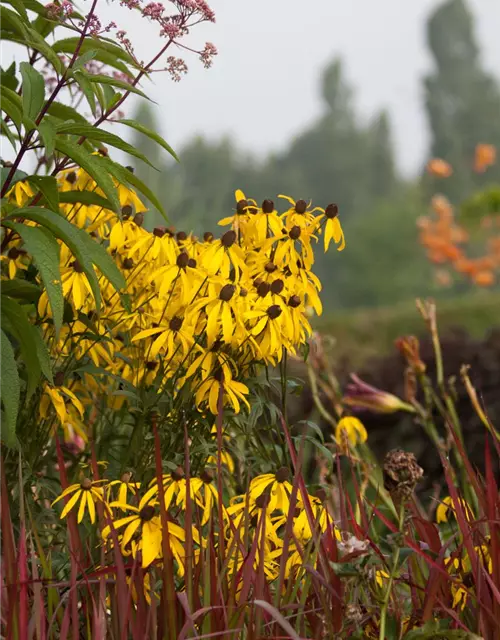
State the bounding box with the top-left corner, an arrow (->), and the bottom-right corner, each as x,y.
275,467 -> 290,483
270,279 -> 284,295
262,199 -> 274,214
267,305 -> 282,320
325,203 -> 339,219
139,505 -> 155,521
121,471 -> 132,483
288,295 -> 301,308
203,231 -> 214,242
81,478 -> 92,490
239,287 -> 248,297
219,284 -> 235,301
221,230 -> 236,248
257,282 -> 271,298
294,199 -> 307,214
169,316 -> 183,332
176,252 -> 189,268
383,449 -> 424,502
289,225 -> 301,240
153,227 -> 165,238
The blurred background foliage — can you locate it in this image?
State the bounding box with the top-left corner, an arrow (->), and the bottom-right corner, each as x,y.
129,0 -> 500,348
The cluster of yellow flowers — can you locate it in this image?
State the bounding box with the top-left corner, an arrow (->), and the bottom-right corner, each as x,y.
4,168 -> 345,447
53,463 -> 338,589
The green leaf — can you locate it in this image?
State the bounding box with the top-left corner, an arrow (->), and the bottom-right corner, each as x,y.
53,138 -> 120,213
73,70 -> 97,117
52,36 -> 139,70
37,117 -> 57,157
2,0 -> 29,20
1,167 -> 27,192
25,27 -> 63,74
1,296 -> 42,398
78,229 -> 126,294
56,122 -> 156,169
73,49 -> 98,71
47,101 -> 89,124
20,61 -> 45,122
1,62 -> 19,91
27,175 -> 59,212
0,6 -> 29,38
94,155 -> 167,221
0,328 -> 20,448
1,93 -> 23,133
3,222 -> 64,334
118,119 -> 179,162
0,279 -> 41,303
88,74 -> 150,101
1,117 -> 18,150
59,190 -> 114,211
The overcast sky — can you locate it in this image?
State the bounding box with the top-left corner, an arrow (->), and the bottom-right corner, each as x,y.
95,0 -> 500,177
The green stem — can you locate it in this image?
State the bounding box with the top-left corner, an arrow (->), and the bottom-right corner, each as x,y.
379,502 -> 405,640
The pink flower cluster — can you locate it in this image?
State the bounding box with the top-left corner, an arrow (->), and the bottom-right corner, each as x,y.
165,55 -> 188,82
46,0 -> 74,20
199,41 -> 217,69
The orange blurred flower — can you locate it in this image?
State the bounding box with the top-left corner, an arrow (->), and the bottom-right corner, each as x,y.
472,270 -> 495,287
427,158 -> 453,178
431,194 -> 453,219
474,144 -> 496,173
435,269 -> 452,287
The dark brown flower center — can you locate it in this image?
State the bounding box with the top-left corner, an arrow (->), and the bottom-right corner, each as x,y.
288,295 -> 301,308
122,258 -> 134,270
176,231 -> 187,242
139,505 -> 155,521
7,247 -> 21,260
54,371 -> 65,387
176,252 -> 189,268
203,231 -> 214,242
289,225 -> 301,240
171,466 -> 185,482
81,478 -> 92,490
153,227 -> 165,238
188,258 -> 197,268
219,284 -> 235,301
133,212 -> 144,227
275,467 -> 290,483
66,171 -> 77,184
221,230 -> 236,248
267,305 -> 282,320
257,282 -> 271,298
262,199 -> 274,214
146,361 -> 157,371
265,262 -> 277,273
294,199 -> 307,214
121,472 -> 132,483
169,316 -> 183,332
239,287 -> 248,297
200,469 -> 214,484
236,199 -> 248,214
325,203 -> 339,219
270,279 -> 284,295
71,260 -> 84,273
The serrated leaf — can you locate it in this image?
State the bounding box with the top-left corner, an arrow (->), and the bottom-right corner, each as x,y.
0,279 -> 41,303
73,49 -> 98,71
73,70 -> 97,117
0,328 -> 20,448
25,27 -> 63,74
27,175 -> 59,212
118,119 -> 179,162
59,190 -> 114,211
94,155 -> 167,221
53,138 -> 120,213
37,117 -> 57,157
31,324 -> 53,384
47,101 -> 89,124
56,122 -> 156,169
52,36 -> 139,69
1,296 -> 42,398
20,61 -> 45,122
3,222 -> 64,335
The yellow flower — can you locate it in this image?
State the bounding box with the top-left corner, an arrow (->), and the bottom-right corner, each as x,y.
248,468 -> 293,514
314,203 -> 345,251
278,195 -> 322,230
375,569 -> 390,588
40,382 -> 85,426
61,260 -> 94,311
436,496 -> 473,524
7,180 -> 35,206
335,416 -> 367,448
194,364 -> 250,415
107,472 -> 141,506
52,478 -> 108,524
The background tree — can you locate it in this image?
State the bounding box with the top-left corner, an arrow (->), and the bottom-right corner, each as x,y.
423,0 -> 500,202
